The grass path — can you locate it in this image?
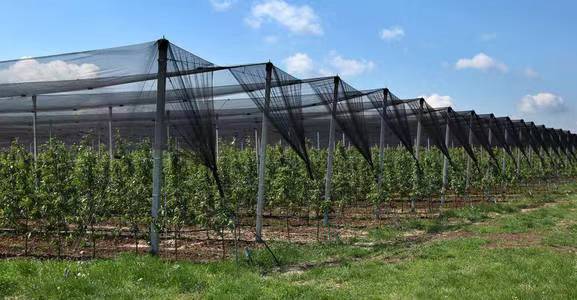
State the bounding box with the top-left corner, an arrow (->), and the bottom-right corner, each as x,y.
2,183 -> 577,299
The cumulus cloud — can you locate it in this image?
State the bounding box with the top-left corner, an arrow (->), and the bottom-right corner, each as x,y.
325,51 -> 375,77
419,94 -> 454,108
245,0 -> 323,35
380,26 -> 405,41
455,53 -> 508,72
210,0 -> 237,11
524,67 -> 539,79
283,52 -> 314,77
0,58 -> 100,84
283,51 -> 374,78
479,33 -> 497,41
264,35 -> 279,44
518,92 -> 564,114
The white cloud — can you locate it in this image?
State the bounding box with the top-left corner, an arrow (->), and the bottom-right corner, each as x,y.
419,94 -> 454,108
264,35 -> 279,44
380,26 -> 405,41
325,51 -> 375,77
524,67 -> 539,79
283,52 -> 314,77
518,92 -> 564,114
0,58 -> 100,84
245,0 -> 323,35
480,33 -> 497,41
210,0 -> 236,11
455,53 -> 508,72
283,51 -> 375,78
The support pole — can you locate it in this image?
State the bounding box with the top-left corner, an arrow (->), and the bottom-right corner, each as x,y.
316,131 -> 320,149
465,113 -> 473,199
255,62 -> 273,241
412,99 -> 424,212
215,114 -> 219,161
516,130 -> 522,175
441,120 -> 450,207
254,128 -> 259,161
150,38 -> 168,255
108,106 -> 113,160
166,110 -> 171,150
502,129 -> 508,172
32,96 -> 38,163
324,77 -> 340,226
377,94 -> 386,217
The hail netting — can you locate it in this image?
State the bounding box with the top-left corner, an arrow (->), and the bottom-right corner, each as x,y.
309,77 -> 373,167
406,99 -> 452,162
478,114 -> 516,162
367,89 -> 416,160
229,63 -> 312,177
465,111 -> 499,167
163,42 -> 228,197
0,41 -> 159,98
385,93 -> 417,159
444,108 -> 479,166
511,120 -> 534,164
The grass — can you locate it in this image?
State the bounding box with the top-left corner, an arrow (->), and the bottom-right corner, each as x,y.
2,183 -> 577,299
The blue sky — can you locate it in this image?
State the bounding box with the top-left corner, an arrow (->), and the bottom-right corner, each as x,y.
1,0 -> 576,130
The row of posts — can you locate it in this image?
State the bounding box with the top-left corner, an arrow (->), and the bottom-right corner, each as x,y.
30,39 -> 571,255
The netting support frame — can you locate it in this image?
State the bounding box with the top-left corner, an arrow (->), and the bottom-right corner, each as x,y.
377,89 -> 387,216
32,95 -> 38,163
255,62 -> 273,241
441,121 -> 450,207
465,112 -> 474,197
323,76 -> 340,228
108,106 -> 113,160
150,38 -> 168,256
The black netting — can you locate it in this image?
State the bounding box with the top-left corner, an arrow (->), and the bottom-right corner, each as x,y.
445,108 -> 478,166
164,41 -> 225,196
407,99 -> 452,163
309,77 -> 373,167
229,63 -> 312,177
477,114 -> 516,162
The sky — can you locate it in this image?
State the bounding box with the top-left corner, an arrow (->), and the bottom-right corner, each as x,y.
1,0 -> 576,131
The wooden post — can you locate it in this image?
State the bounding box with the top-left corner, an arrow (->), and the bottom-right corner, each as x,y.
255,62 -> 273,241
150,38 -> 168,255
324,77 -> 340,226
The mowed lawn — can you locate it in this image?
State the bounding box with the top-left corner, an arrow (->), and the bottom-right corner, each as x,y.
2,183 -> 577,299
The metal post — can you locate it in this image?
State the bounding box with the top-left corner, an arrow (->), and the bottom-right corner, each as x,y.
377,97 -> 386,213
441,121 -> 450,207
255,62 -> 273,240
32,96 -> 38,163
412,99 -> 423,211
215,114 -> 219,161
166,110 -> 171,150
465,113 -> 473,196
150,38 -> 168,255
502,129 -> 508,172
516,130 -> 521,175
108,106 -> 113,160
254,128 -> 259,161
324,77 -> 340,226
